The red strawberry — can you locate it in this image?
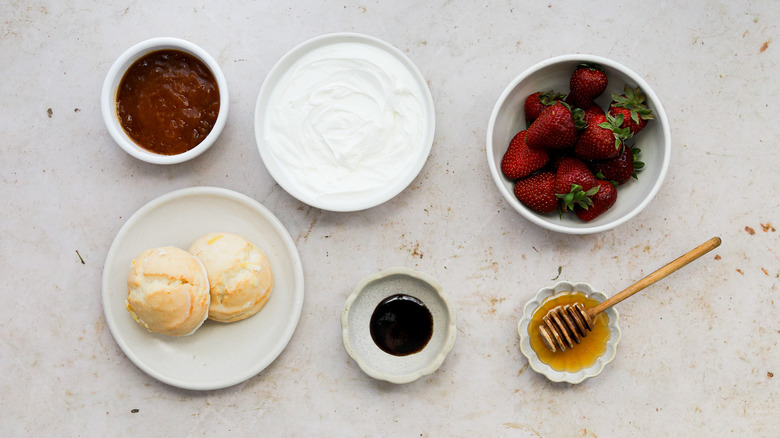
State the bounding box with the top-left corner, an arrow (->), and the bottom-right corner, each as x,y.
609,85 -> 654,135
582,102 -> 605,125
555,157 -> 597,193
524,90 -> 566,125
526,102 -> 585,150
501,130 -> 549,180
554,157 -> 599,211
568,63 -> 608,108
547,148 -> 574,171
591,144 -> 644,185
575,179 -> 617,221
513,171 -> 558,214
574,112 -> 632,161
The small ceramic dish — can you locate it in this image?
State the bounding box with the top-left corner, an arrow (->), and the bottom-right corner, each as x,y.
341,267 -> 456,384
518,281 -> 621,384
255,33 -> 435,212
487,54 -> 671,234
101,37 -> 229,165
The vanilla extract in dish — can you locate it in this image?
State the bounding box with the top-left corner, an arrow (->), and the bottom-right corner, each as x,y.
370,294 -> 433,356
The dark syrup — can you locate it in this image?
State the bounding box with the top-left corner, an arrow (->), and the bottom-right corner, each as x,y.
370,294 -> 433,356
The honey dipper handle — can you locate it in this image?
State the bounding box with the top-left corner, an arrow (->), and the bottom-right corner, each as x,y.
589,236 -> 722,316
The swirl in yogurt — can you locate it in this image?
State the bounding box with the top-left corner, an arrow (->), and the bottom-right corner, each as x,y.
264,42 -> 427,204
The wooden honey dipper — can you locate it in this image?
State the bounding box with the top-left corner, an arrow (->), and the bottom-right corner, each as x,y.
539,236 -> 722,353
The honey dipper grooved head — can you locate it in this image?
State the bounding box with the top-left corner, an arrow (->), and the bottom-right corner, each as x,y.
538,302 -> 595,353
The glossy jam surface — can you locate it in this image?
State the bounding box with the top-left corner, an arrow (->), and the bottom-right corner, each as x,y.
528,292 -> 611,372
116,50 -> 220,155
370,294 -> 433,356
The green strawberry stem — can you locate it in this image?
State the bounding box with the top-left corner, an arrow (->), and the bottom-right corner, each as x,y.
556,184 -> 600,213
539,90 -> 567,105
558,101 -> 587,130
598,112 -> 633,149
577,62 -> 604,72
632,146 -> 645,179
610,85 -> 655,123
571,107 -> 587,130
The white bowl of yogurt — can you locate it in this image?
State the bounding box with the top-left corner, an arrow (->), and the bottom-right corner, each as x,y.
255,33 -> 436,212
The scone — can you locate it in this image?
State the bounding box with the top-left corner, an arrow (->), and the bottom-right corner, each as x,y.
188,232 -> 274,323
126,246 -> 210,336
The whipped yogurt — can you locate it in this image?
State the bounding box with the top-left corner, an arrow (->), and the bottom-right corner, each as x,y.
263,40 -> 430,208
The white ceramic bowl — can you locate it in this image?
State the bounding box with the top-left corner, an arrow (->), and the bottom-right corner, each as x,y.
341,267 -> 456,384
518,281 -> 621,384
101,37 -> 229,165
255,33 -> 435,212
487,54 -> 671,234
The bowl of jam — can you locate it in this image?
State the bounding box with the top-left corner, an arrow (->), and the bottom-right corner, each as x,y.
518,281 -> 621,384
101,37 -> 229,165
341,267 -> 456,384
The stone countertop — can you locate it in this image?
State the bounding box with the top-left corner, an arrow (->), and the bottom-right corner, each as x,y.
1,1 -> 778,436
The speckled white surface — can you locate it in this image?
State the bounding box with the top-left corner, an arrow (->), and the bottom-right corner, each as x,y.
1,1 -> 778,436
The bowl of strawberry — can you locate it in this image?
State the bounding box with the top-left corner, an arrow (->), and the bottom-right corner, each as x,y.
487,55 -> 670,234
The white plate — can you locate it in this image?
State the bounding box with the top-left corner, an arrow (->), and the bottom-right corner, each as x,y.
101,187 -> 304,390
255,32 -> 436,212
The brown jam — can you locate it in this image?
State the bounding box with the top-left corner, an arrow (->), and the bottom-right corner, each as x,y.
370,294 -> 433,356
528,292 -> 611,372
116,49 -> 220,155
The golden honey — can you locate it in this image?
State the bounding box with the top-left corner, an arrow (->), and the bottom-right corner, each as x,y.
528,292 -> 611,372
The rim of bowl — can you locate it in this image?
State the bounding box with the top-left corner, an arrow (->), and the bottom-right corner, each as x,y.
101,37 -> 229,165
254,32 -> 436,212
340,266 -> 457,384
517,280 -> 621,384
486,54 -> 671,234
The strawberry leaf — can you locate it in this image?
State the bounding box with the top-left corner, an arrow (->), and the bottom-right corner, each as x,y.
571,107 -> 587,130
610,86 -> 655,121
595,170 -> 618,186
577,62 -> 604,72
599,113 -> 633,149
630,146 -> 644,179
539,90 -> 567,105
556,184 -> 599,211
